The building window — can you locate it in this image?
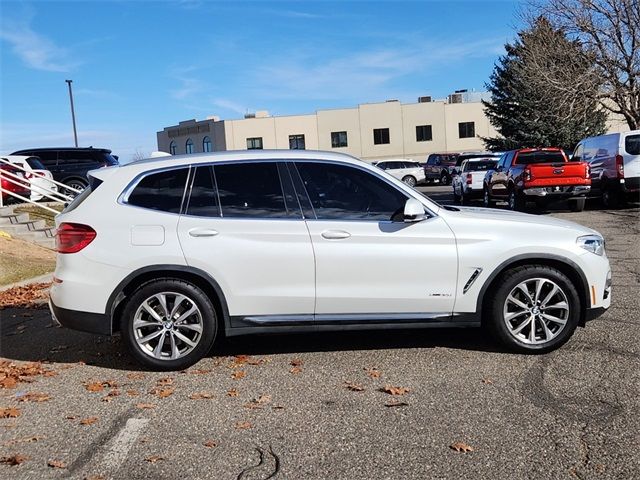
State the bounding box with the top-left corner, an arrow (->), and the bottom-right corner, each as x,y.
289,134 -> 305,150
203,136 -> 212,152
246,137 -> 263,150
416,125 -> 433,142
331,131 -> 348,148
186,138 -> 194,154
373,128 -> 390,145
458,122 -> 475,139
169,141 -> 177,155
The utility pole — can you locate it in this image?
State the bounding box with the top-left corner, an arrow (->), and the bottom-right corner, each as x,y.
65,79 -> 78,147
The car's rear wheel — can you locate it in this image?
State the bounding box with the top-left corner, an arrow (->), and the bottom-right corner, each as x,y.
402,175 -> 417,187
121,279 -> 217,370
64,179 -> 88,197
601,182 -> 622,209
568,197 -> 586,212
508,188 -> 525,211
487,265 -> 580,353
440,172 -> 450,185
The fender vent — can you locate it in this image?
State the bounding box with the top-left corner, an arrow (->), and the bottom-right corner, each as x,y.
463,268 -> 483,294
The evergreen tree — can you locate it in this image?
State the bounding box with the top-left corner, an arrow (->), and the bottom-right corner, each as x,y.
483,17 -> 607,152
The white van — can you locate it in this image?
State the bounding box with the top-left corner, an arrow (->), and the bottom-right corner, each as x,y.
572,130 -> 640,207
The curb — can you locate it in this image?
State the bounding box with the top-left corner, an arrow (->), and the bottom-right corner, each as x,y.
0,272 -> 54,291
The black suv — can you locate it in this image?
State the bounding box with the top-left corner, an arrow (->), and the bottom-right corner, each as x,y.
10,147 -> 118,194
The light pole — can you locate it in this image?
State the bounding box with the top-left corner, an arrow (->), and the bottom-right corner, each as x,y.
65,79 -> 78,147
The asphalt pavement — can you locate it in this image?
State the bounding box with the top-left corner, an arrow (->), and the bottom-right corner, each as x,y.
1,184 -> 638,480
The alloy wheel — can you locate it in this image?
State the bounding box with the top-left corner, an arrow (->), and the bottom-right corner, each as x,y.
133,292 -> 204,360
502,278 -> 569,345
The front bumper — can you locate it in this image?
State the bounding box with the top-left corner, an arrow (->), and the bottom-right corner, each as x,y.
49,299 -> 112,336
523,185 -> 590,198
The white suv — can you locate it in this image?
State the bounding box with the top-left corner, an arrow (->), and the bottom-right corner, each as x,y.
373,159 -> 425,187
50,150 -> 611,370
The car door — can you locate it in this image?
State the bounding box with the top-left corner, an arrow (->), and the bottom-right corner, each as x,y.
293,161 -> 457,318
177,161 -> 315,324
490,152 -> 512,198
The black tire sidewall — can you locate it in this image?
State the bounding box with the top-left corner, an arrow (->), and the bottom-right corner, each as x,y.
488,266 -> 580,353
121,280 -> 217,371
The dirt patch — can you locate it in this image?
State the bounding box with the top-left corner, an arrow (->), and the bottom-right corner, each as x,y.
0,236 -> 56,286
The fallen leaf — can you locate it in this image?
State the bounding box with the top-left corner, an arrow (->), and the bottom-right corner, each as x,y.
136,403 -> 155,410
247,358 -> 267,366
344,381 -> 365,392
235,421 -> 252,430
272,405 -> 285,410
226,389 -> 239,397
380,385 -> 410,396
203,440 -> 218,448
233,355 -> 250,365
188,392 -> 215,400
481,378 -> 494,385
47,459 -> 67,469
0,282 -> 51,309
84,475 -> 106,480
16,392 -> 50,402
231,370 -> 246,380
85,382 -> 104,393
66,415 -> 77,420
364,367 -> 381,378
0,377 -> 18,389
0,407 -> 20,418
127,390 -> 139,397
156,377 -> 173,386
385,399 -> 409,408
126,372 -> 145,380
145,455 -> 164,463
0,454 -> 28,465
290,358 -> 303,367
450,441 -> 474,453
79,417 -> 98,426
154,387 -> 175,398
1,436 -> 44,447
244,394 -> 272,409
290,366 -> 303,375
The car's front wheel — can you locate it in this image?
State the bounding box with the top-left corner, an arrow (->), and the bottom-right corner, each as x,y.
440,172 -> 451,185
487,265 -> 580,353
483,186 -> 493,208
121,279 -> 217,370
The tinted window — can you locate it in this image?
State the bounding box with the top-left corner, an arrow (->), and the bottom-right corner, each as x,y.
458,122 -> 475,138
516,151 -> 565,164
25,157 -> 46,170
128,168 -> 189,213
58,150 -> 100,164
464,160 -> 497,172
376,162 -> 388,170
215,162 -> 290,218
625,134 -> 640,155
416,125 -> 432,142
186,166 -> 219,217
331,131 -> 348,148
33,151 -> 58,166
296,162 -> 409,221
373,128 -> 390,145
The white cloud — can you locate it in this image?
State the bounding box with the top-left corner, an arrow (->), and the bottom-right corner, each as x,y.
211,98 -> 248,116
0,21 -> 77,72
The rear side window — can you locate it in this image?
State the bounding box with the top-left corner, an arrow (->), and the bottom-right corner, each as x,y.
625,134 -> 640,155
25,157 -> 46,170
214,162 -> 293,218
127,168 -> 189,213
34,151 -> 58,167
59,151 -> 100,164
186,166 -> 219,217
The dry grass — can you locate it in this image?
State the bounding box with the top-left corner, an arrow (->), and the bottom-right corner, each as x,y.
13,204 -> 63,228
0,236 -> 56,286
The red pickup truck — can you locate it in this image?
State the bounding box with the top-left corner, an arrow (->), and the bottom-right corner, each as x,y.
483,148 -> 591,211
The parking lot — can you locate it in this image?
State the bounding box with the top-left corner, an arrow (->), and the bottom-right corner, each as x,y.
1,185 -> 639,480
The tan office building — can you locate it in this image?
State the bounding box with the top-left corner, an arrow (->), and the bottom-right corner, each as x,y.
157,92 -> 500,163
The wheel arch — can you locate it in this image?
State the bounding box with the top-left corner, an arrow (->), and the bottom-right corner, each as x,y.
476,254 -> 590,327
106,265 -> 230,334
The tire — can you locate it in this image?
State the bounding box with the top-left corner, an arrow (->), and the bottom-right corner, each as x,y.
402,175 -> 417,187
440,172 -> 451,185
601,182 -> 621,209
121,279 -> 218,371
508,188 -> 525,211
64,179 -> 88,197
568,197 -> 586,212
483,186 -> 493,208
453,188 -> 462,204
486,265 -> 580,354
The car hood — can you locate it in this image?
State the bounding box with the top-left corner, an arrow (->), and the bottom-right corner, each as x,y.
443,206 -> 598,236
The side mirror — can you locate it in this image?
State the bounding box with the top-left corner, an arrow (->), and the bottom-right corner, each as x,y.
404,198 -> 426,223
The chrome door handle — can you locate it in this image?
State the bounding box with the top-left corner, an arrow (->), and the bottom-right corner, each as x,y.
188,228 -> 219,237
321,230 -> 351,240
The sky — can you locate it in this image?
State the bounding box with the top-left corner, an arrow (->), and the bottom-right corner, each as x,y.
0,0 -> 524,160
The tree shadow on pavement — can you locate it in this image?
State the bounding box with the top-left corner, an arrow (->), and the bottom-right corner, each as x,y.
1,306 -> 507,371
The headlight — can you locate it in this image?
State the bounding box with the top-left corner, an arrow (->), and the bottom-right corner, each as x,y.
577,235 -> 605,256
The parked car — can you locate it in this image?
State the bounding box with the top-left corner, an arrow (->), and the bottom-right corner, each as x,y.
10,147 -> 119,195
373,159 -> 425,187
452,158 -> 498,204
1,156 -> 58,202
49,150 -> 611,370
571,130 -> 640,207
423,153 -> 460,185
0,163 -> 30,204
483,148 -> 591,211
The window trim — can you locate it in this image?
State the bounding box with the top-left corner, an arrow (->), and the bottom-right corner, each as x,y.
246,137 -> 264,150
331,131 -> 348,148
416,124 -> 433,142
119,165 -> 193,215
458,122 -> 476,139
373,128 -> 390,145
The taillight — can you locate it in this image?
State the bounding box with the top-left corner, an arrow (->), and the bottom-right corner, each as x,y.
56,223 -> 96,254
466,173 -> 472,184
585,164 -> 591,180
615,155 -> 624,178
524,168 -> 532,182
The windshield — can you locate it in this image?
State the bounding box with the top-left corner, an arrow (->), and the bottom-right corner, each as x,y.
516,151 -> 565,164
464,160 -> 497,172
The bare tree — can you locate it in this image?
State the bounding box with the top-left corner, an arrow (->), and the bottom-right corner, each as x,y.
529,0 -> 640,129
131,149 -> 148,161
